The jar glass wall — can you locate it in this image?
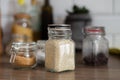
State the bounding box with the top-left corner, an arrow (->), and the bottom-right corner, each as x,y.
45,24 -> 75,72
9,42 -> 37,69
12,13 -> 33,41
36,40 -> 46,65
82,27 -> 109,66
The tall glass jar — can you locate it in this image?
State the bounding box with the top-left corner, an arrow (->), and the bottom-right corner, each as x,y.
12,13 -> 33,41
82,27 -> 109,66
45,24 -> 75,72
9,42 -> 37,69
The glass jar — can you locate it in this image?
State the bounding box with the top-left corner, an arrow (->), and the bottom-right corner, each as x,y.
12,13 -> 33,41
6,34 -> 28,55
9,42 -> 37,69
45,24 -> 75,72
35,40 -> 46,65
82,27 -> 109,66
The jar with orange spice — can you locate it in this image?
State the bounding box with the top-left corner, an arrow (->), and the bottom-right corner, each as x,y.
12,13 -> 33,41
9,42 -> 37,69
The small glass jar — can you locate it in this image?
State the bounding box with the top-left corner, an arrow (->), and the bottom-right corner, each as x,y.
12,13 -> 33,41
82,27 -> 109,66
36,40 -> 46,65
45,24 -> 75,72
9,42 -> 37,69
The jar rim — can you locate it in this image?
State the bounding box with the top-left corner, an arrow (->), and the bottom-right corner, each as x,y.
85,26 -> 105,35
11,42 -> 37,50
48,24 -> 71,27
12,42 -> 36,45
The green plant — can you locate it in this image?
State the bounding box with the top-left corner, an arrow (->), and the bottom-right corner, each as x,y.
67,5 -> 89,15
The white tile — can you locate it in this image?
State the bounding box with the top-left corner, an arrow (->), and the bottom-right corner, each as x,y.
114,0 -> 120,14
74,0 -> 113,14
92,15 -> 120,34
106,34 -> 113,48
107,33 -> 120,48
1,0 -> 15,16
50,0 -> 73,15
54,14 -> 66,24
106,33 -> 120,49
1,17 -> 14,44
114,34 -> 120,48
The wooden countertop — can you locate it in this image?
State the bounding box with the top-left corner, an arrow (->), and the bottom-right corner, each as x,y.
0,53 -> 120,80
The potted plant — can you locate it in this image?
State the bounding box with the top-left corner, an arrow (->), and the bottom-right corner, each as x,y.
65,5 -> 91,50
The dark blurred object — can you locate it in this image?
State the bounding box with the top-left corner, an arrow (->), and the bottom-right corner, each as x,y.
0,27 -> 3,56
0,5 -> 3,56
67,5 -> 89,14
41,0 -> 53,40
65,5 -> 91,50
109,48 -> 120,56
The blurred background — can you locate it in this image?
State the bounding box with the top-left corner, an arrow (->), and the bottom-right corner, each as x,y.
0,0 -> 120,50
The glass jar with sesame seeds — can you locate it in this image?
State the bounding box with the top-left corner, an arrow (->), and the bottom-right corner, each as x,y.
45,24 -> 75,72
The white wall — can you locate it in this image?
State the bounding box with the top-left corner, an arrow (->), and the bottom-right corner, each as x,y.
1,0 -> 120,48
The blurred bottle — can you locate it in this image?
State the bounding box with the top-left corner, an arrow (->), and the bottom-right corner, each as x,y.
0,25 -> 3,56
28,0 -> 41,41
41,0 -> 53,40
0,1 -> 3,56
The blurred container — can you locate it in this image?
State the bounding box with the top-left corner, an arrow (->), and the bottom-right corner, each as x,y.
0,26 -> 2,56
65,14 -> 91,50
0,1 -> 3,56
12,13 -> 33,41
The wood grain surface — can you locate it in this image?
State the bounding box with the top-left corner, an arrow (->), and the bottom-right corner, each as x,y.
0,53 -> 120,80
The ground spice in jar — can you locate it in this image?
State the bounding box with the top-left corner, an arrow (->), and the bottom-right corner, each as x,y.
13,54 -> 36,67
